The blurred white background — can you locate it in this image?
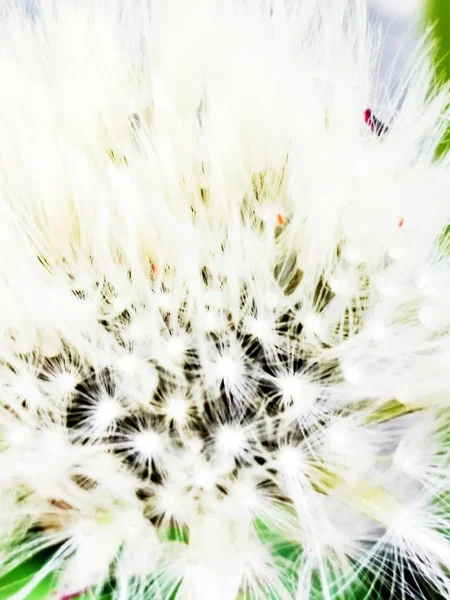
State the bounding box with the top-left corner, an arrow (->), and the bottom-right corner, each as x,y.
22,0 -> 426,106
369,0 -> 424,99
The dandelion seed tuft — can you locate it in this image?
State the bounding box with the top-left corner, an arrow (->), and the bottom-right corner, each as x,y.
1,1 -> 450,599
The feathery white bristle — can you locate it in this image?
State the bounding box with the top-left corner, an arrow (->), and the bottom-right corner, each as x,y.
1,0 -> 450,599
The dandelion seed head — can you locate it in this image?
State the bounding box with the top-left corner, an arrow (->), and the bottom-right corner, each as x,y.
277,445 -> 308,476
341,363 -> 363,385
132,429 -> 164,460
6,422 -> 33,448
215,424 -> 246,456
163,393 -> 190,424
115,354 -> 141,376
52,372 -> 79,397
92,395 -> 123,431
1,0 -> 450,598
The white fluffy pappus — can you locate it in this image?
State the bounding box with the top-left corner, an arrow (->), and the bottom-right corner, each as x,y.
1,0 -> 450,599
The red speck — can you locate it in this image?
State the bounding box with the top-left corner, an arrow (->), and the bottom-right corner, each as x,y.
60,590 -> 89,600
150,263 -> 157,276
364,108 -> 373,127
398,217 -> 404,228
364,108 -> 389,136
276,213 -> 285,226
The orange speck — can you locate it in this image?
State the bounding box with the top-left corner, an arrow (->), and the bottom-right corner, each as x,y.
276,213 -> 285,226
398,217 -> 404,228
151,263 -> 158,276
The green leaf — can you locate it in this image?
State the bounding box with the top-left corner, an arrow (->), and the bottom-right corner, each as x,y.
426,0 -> 450,156
0,553 -> 59,600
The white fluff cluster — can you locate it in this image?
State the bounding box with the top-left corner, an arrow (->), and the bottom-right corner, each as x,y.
1,1 -> 450,599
